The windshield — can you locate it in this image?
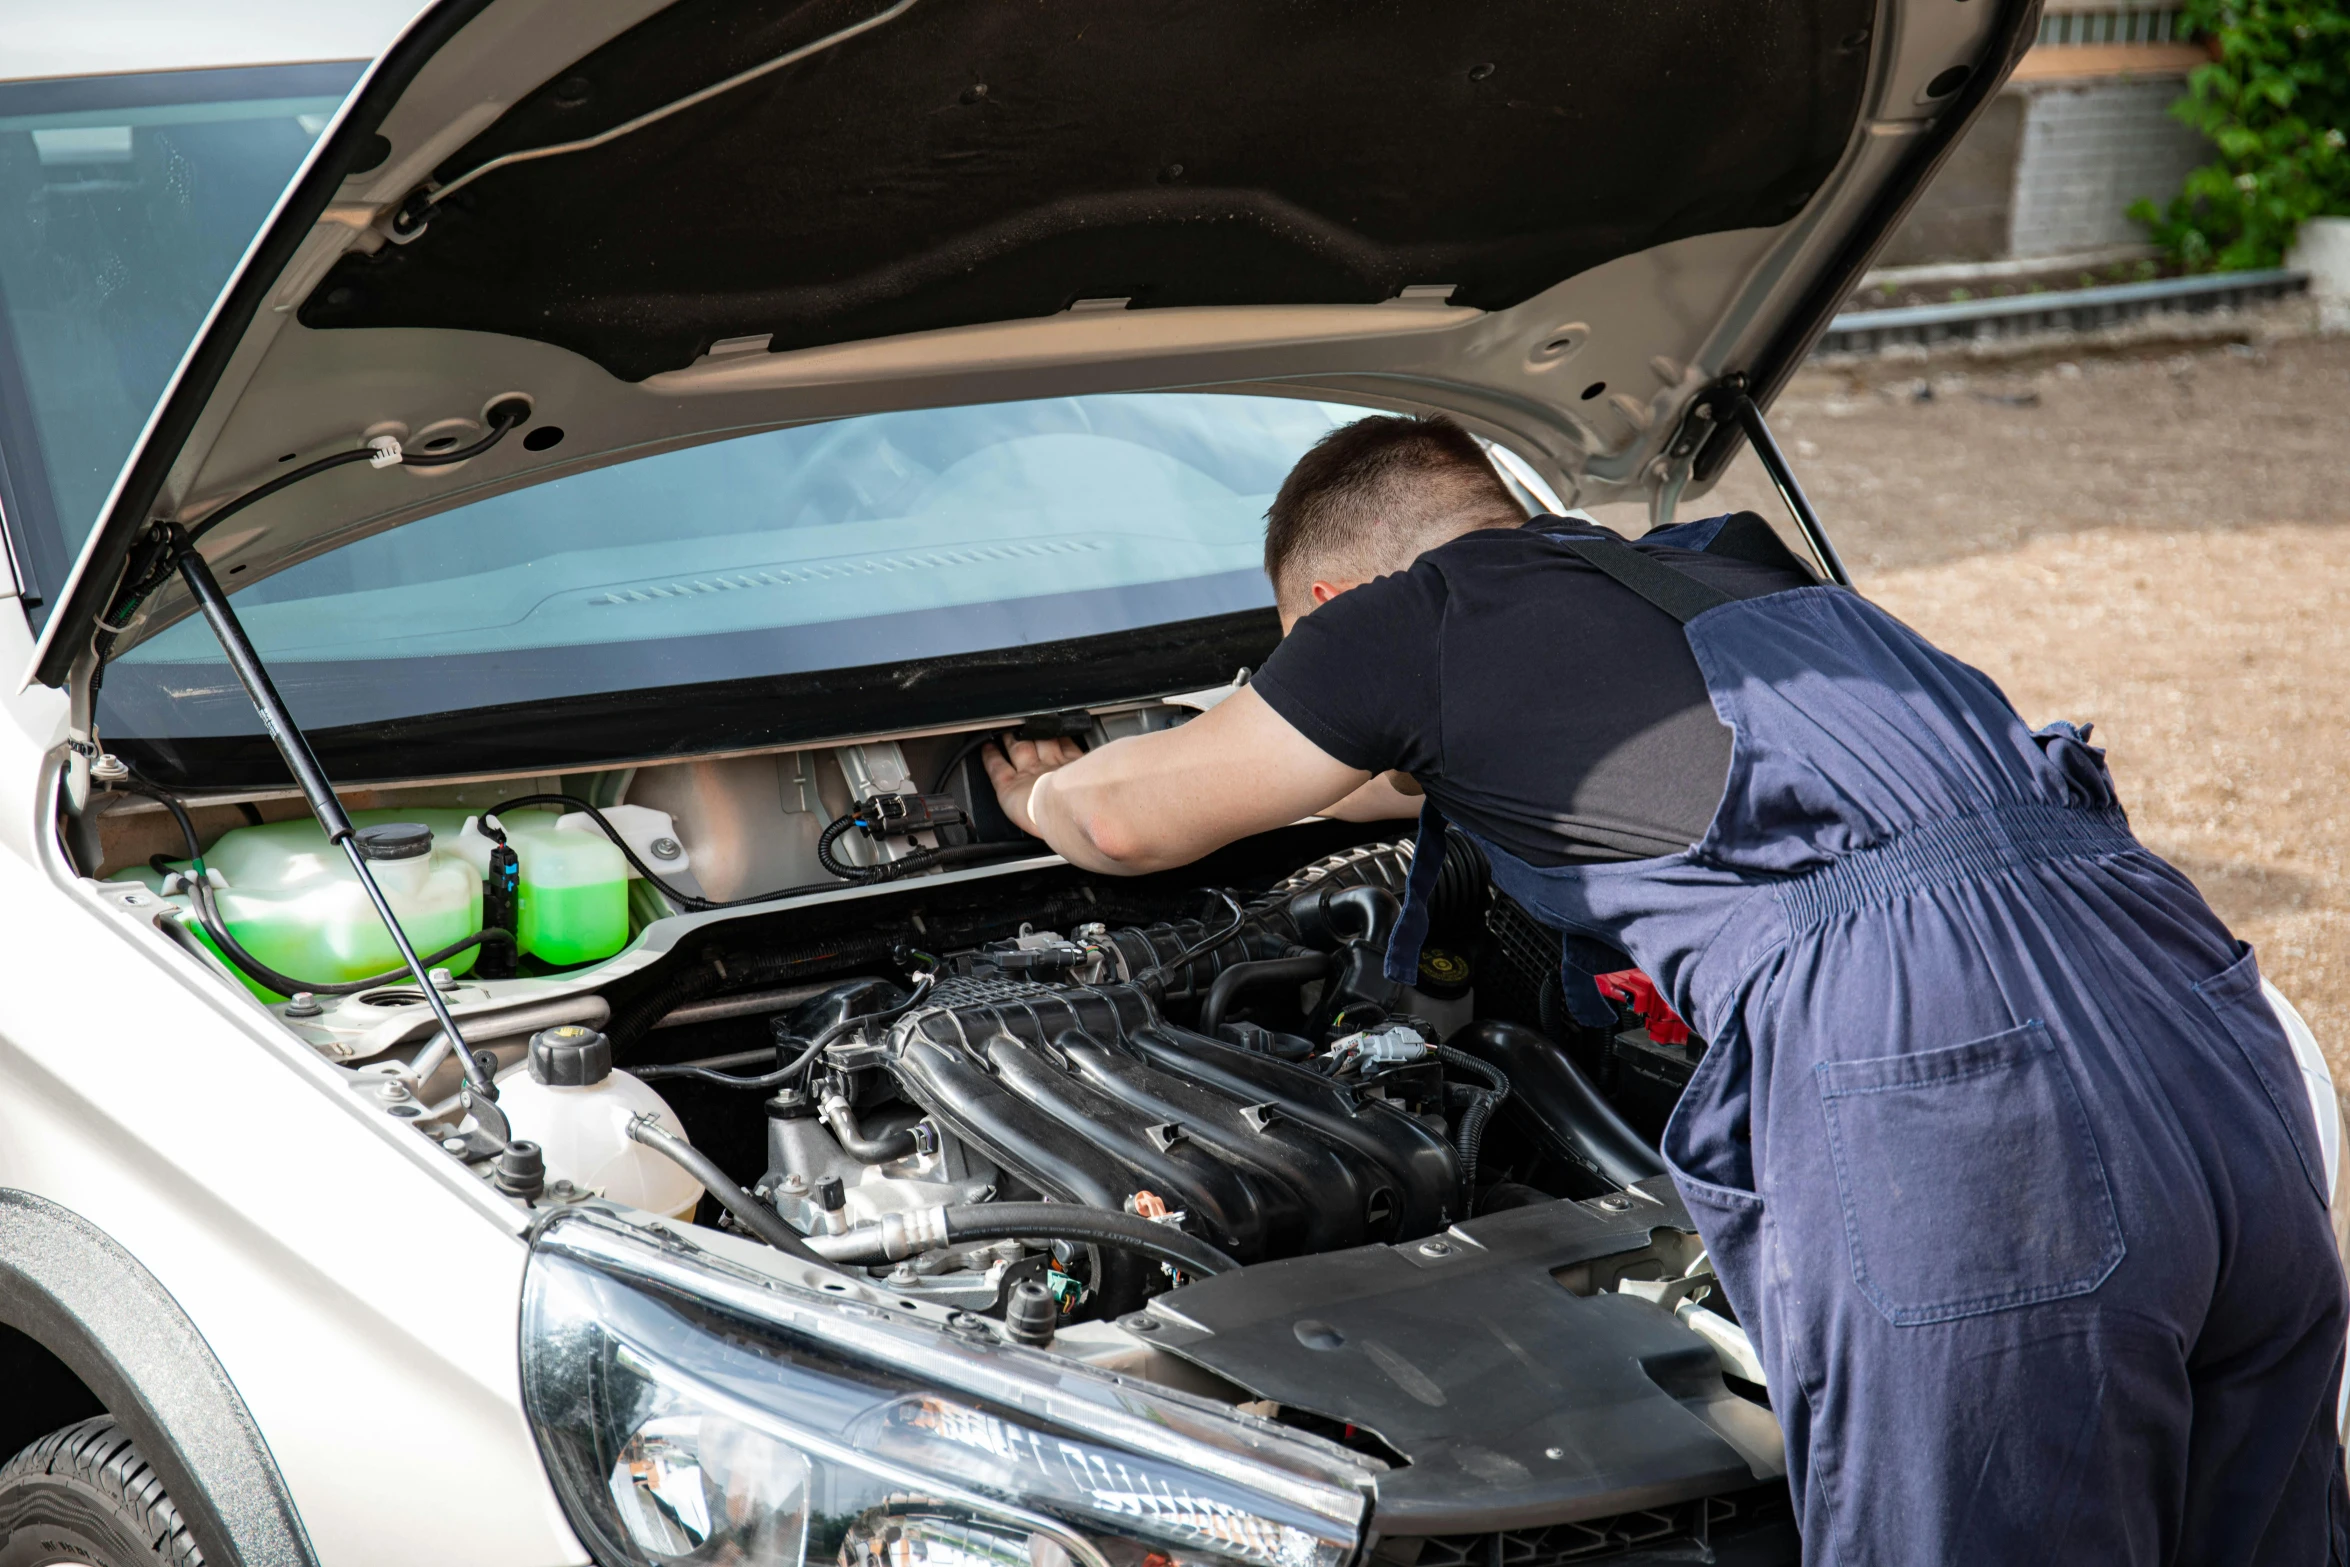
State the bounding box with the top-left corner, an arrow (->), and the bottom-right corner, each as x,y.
0,62 -> 362,620
100,393 -> 1379,776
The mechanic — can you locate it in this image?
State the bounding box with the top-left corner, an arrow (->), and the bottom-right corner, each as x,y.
986,414 -> 2350,1564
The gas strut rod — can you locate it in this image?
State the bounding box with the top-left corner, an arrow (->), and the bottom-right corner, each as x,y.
1730,392 -> 1853,589
172,539 -> 509,1140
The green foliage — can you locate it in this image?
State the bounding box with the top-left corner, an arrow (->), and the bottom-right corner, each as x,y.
2129,0 -> 2350,270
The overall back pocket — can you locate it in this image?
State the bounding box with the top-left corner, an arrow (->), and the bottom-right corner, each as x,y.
1817,1021 -> 2125,1326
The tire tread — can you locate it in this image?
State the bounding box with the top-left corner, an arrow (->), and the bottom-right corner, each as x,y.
0,1418 -> 203,1567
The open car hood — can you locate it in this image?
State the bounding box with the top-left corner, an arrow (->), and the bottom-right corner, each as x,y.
32,0 -> 2036,694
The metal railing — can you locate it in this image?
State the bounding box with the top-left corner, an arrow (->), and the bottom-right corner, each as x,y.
1818,268 -> 2307,355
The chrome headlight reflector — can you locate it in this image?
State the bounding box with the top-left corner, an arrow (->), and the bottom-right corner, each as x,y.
521,1211 -> 1372,1567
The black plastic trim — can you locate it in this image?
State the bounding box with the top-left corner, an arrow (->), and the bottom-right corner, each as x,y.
0,1189 -> 317,1567
33,0 -> 500,690
1692,0 -> 2046,483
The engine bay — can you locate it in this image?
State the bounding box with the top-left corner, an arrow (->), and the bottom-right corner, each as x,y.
72,703 -> 1793,1552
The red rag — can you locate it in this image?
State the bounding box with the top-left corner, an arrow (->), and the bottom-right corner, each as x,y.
1593,969 -> 1691,1045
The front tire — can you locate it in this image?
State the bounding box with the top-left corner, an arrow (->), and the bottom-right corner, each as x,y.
0,1419 -> 202,1567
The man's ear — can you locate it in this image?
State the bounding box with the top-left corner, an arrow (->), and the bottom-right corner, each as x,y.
1309,580 -> 1349,606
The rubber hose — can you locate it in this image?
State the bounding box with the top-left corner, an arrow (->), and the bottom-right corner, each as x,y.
195,891 -> 514,997
1446,1018 -> 1665,1187
823,1097 -> 918,1162
1283,883 -> 1399,954
623,1117 -> 835,1268
181,402 -> 522,550
1197,953 -> 1333,1036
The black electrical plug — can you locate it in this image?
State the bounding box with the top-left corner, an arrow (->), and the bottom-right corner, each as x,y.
850,792 -> 970,846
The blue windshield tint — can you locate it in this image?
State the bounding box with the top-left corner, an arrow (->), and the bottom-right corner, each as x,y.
100,393 -> 1370,740
0,63 -> 361,616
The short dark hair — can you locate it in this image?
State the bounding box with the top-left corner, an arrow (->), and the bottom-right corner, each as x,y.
1264,413 -> 1524,609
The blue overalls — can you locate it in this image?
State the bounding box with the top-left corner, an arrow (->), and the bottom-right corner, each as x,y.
1387,522 -> 2349,1563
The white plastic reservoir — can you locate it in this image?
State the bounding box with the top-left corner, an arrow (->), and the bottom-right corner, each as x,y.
494,1024 -> 702,1219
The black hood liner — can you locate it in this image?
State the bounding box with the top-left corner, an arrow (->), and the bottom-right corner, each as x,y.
303,0 -> 1872,382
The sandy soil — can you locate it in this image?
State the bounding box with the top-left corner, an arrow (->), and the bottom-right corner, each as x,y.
1676,333 -> 2350,1083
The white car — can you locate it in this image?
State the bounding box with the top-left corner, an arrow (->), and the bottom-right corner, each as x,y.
0,4 -> 2338,1566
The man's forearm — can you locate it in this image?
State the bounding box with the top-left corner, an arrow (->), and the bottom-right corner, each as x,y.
998,688 -> 1376,874
1024,749 -> 1200,874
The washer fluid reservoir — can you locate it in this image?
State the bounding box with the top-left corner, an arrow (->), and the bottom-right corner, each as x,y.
455,812 -> 630,966
495,1025 -> 702,1219
118,815 -> 482,1001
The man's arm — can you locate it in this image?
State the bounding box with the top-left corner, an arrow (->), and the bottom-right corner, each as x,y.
1320,771 -> 1426,823
984,687 -> 1382,874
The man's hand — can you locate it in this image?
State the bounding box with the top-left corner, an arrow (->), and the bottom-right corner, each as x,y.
982,688 -> 1379,875
982,734 -> 1085,837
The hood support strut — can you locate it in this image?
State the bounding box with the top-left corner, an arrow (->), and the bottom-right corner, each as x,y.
1731,390 -> 1851,588
102,398 -> 538,1145
170,535 -> 512,1145
1661,378 -> 1852,588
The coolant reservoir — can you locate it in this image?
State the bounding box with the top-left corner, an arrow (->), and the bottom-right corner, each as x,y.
455,812 -> 630,966
120,815 -> 482,1001
494,1025 -> 703,1219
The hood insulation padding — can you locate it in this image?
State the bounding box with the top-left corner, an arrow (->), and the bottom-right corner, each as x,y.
303,0 -> 1871,381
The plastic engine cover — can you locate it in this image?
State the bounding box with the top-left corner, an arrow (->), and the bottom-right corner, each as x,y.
882,977 -> 1460,1262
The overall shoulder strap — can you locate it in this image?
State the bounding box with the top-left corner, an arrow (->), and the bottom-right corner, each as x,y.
1556,535 -> 1736,625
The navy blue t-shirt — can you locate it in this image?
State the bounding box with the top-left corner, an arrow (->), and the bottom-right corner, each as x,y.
1250,514 -> 1815,867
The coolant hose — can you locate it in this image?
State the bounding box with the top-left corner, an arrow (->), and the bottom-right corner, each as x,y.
1196,953 -> 1332,1036
808,1202 -> 1239,1278
821,1093 -> 918,1162
1445,1019 -> 1667,1187
623,1116 -> 835,1268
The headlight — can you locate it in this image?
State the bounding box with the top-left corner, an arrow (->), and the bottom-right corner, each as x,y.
522,1210 -> 1373,1567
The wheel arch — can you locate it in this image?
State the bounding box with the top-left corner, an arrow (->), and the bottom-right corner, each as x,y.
0,1188 -> 317,1567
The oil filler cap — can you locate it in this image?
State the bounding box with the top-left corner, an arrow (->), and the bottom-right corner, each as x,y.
354,821 -> 433,861
529,1024 -> 612,1087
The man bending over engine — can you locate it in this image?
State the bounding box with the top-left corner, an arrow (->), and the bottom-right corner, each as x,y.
985,413 -> 2347,1566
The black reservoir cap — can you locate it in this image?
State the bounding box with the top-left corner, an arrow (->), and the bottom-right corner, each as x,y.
529,1024 -> 613,1086
355,821 -> 433,861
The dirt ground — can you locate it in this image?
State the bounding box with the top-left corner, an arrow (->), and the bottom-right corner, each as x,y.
1680,331 -> 2350,1084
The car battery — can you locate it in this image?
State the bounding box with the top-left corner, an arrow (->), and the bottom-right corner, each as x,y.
1609,1023 -> 1706,1143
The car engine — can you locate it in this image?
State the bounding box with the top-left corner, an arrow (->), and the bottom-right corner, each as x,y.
601,833 -> 1686,1325
83,735 -> 1791,1556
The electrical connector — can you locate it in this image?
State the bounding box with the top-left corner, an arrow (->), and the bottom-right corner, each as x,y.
850,792 -> 970,845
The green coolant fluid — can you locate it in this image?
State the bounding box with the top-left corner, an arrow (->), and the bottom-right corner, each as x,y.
118,810 -> 483,1001
454,811 -> 630,967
